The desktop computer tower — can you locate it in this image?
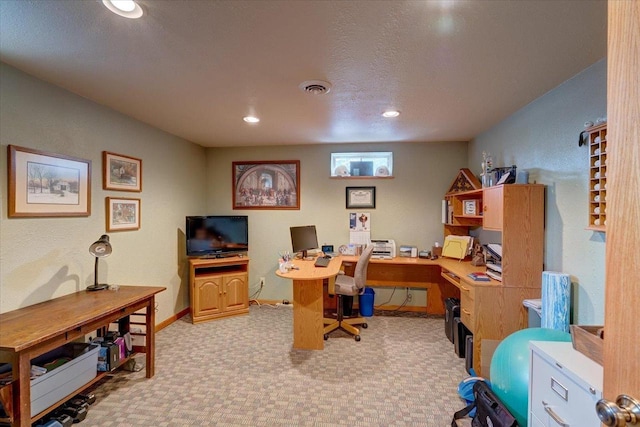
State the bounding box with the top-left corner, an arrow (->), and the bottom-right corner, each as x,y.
454,317 -> 471,358
465,335 -> 474,374
444,298 -> 460,343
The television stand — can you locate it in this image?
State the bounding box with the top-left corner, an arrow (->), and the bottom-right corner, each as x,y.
189,256 -> 250,324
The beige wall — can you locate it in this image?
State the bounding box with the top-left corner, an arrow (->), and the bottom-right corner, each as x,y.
1,58 -> 607,324
469,59 -> 607,324
0,63 -> 207,323
206,142 -> 468,305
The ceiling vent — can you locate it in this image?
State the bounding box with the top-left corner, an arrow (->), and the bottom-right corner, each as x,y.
299,80 -> 332,95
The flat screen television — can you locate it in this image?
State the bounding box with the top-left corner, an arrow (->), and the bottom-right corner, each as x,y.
186,215 -> 248,257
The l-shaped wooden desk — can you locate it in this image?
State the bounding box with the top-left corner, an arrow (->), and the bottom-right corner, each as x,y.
278,255 -> 539,376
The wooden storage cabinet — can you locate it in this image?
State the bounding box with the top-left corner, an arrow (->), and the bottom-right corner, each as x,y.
189,257 -> 249,323
586,123 -> 607,232
441,183 -> 545,375
483,184 -> 545,288
529,341 -> 602,427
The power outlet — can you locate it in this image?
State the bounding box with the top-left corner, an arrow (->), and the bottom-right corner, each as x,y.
259,277 -> 265,287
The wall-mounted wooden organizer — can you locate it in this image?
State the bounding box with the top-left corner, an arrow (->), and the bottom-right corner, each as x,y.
587,123 -> 607,232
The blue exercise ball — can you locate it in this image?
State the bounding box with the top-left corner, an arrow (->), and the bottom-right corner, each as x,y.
490,328 -> 571,426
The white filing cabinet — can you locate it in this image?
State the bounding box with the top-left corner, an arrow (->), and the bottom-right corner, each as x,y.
529,341 -> 603,427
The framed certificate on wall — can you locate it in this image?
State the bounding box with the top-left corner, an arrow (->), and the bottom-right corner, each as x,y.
346,186 -> 376,209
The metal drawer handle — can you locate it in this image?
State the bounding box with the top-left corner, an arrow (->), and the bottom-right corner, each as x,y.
460,285 -> 470,292
462,308 -> 471,315
551,377 -> 569,401
543,401 -> 570,427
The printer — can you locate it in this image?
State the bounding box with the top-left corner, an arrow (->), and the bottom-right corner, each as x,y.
371,239 -> 396,259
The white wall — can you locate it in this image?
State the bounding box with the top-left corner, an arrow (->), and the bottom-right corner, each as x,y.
0,63 -> 207,323
206,141 -> 468,306
469,59 -> 607,324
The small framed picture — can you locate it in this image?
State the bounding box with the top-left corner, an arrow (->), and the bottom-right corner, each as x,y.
346,186 -> 376,209
463,199 -> 479,216
103,152 -> 142,192
106,197 -> 140,231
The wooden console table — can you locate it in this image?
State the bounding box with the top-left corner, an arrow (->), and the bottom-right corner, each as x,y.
0,285 -> 165,426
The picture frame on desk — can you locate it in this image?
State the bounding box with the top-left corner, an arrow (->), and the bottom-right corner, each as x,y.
462,199 -> 479,216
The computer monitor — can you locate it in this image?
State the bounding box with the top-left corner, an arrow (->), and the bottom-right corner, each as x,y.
290,225 -> 318,260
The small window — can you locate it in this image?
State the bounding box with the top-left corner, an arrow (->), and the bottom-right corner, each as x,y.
330,152 -> 393,178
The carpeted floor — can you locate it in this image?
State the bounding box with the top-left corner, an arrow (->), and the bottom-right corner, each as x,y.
82,306 -> 469,426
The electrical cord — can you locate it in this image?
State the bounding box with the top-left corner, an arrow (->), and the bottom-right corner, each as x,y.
374,288 -> 397,308
374,287 -> 412,311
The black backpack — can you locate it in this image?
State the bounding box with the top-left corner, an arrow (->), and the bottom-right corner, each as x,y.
452,380 -> 518,427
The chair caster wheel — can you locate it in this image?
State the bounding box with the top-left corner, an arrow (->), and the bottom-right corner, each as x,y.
362,323 -> 368,329
355,335 -> 361,342
324,334 -> 329,340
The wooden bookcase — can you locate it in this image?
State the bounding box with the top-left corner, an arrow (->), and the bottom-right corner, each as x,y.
586,122 -> 607,232
189,256 -> 249,324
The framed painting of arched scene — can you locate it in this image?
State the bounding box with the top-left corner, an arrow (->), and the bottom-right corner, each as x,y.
232,160 -> 300,210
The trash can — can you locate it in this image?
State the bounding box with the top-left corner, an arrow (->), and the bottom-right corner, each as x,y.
359,287 -> 375,317
342,295 -> 354,317
523,298 -> 542,328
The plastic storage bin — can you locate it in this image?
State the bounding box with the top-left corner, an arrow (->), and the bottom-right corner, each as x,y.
30,343 -> 99,417
359,287 -> 375,317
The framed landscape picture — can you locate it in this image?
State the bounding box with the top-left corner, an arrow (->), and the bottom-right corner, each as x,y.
232,160 -> 300,210
8,145 -> 91,217
106,197 -> 140,231
103,151 -> 142,192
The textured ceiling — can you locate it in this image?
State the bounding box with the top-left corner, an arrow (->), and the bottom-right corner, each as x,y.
0,1 -> 606,147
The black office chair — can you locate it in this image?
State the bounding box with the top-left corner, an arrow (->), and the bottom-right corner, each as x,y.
323,245 -> 373,342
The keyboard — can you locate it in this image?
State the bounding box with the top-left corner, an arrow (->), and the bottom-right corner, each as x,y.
314,256 -> 331,267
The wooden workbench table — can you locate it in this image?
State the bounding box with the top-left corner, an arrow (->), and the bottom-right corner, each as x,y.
0,285 -> 165,426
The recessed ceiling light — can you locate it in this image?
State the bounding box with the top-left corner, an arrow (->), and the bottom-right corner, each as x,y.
382,110 -> 400,118
243,116 -> 260,124
102,0 -> 144,19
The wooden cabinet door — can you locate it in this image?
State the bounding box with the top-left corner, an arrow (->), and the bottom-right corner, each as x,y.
482,185 -> 504,231
193,276 -> 223,318
223,273 -> 248,312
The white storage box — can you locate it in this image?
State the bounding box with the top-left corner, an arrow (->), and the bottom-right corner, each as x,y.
30,343 -> 99,417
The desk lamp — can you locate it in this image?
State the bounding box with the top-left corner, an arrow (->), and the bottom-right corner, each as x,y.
87,234 -> 112,291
